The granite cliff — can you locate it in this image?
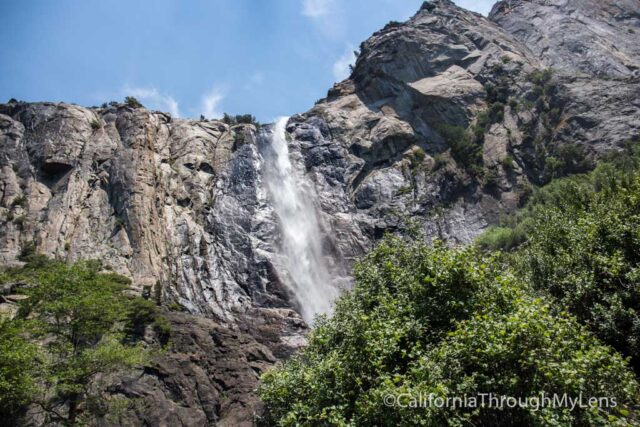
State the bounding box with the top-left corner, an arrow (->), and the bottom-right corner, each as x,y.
1,0 -> 639,425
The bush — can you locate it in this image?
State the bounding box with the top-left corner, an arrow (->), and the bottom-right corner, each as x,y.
124,96 -> 144,109
18,241 -> 36,261
396,185 -> 413,196
408,146 -> 426,170
528,69 -> 553,87
501,155 -> 515,172
489,102 -> 505,122
221,113 -> 260,126
260,237 -> 638,426
513,171 -> 640,371
481,168 -> 500,190
124,297 -> 171,345
114,216 -> 125,229
435,123 -> 482,170
11,195 -> 26,208
474,147 -> 640,371
90,118 -> 102,130
475,226 -> 526,252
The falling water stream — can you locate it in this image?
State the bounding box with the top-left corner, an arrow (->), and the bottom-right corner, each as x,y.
261,117 -> 339,323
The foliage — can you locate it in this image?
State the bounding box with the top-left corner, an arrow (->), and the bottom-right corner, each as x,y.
435,123 -> 482,172
475,226 -> 525,252
408,146 -> 426,169
260,237 -> 639,426
474,145 -> 640,252
473,144 -> 640,373
512,171 -> 640,371
90,118 -> 102,130
0,258 -> 163,425
125,297 -> 171,345
222,112 -> 260,126
11,195 -> 26,208
124,96 -> 144,109
396,185 -> 413,196
0,319 -> 39,419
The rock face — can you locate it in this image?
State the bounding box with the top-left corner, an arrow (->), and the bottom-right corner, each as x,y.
2,0 -> 639,425
490,0 -> 640,153
491,0 -> 640,78
104,311 -> 293,427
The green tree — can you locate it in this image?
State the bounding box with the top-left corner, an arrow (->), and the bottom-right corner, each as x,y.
475,148 -> 640,370
0,319 -> 39,419
5,260 -> 153,425
260,238 -> 639,426
512,171 -> 640,371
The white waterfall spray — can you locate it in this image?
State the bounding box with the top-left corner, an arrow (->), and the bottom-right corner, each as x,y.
261,117 -> 339,323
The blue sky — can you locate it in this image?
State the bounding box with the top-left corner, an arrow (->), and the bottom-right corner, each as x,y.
0,0 -> 496,122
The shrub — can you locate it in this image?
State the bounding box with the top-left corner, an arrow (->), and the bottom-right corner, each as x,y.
408,147 -> 426,169
397,185 -> 413,196
124,96 -> 144,109
475,226 -> 526,252
501,155 -> 515,172
474,148 -> 640,371
489,102 -> 505,122
528,69 -> 553,87
481,169 -> 501,190
124,297 -> 170,345
435,123 -> 482,170
18,241 -> 36,261
432,153 -> 448,171
114,216 -> 125,229
90,118 -> 102,130
513,171 -> 640,371
222,113 -> 260,126
154,280 -> 162,305
11,195 -> 26,208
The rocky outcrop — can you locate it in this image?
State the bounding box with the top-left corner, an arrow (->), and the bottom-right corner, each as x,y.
491,0 -> 640,79
104,311 -> 298,427
490,0 -> 640,153
2,0 -> 640,425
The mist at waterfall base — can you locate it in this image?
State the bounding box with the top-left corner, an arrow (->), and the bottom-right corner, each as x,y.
260,117 -> 340,323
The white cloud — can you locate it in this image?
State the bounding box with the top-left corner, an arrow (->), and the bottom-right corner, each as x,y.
201,88 -> 224,119
301,0 -> 345,41
302,0 -> 333,17
123,85 -> 180,117
332,46 -> 356,82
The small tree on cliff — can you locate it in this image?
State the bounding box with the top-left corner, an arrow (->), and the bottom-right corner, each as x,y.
5,260 -> 154,425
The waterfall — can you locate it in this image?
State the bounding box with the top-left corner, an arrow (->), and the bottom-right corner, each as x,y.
261,117 -> 339,323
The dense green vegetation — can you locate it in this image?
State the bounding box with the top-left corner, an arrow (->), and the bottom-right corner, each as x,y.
0,258 -> 167,425
260,145 -> 640,426
477,144 -> 640,374
260,238 -> 638,426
